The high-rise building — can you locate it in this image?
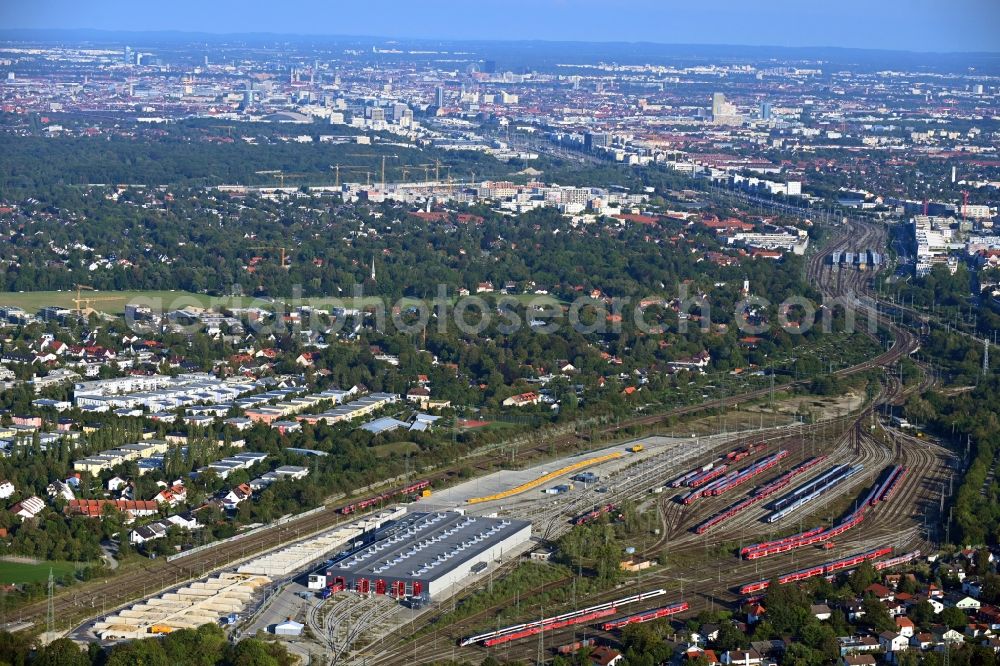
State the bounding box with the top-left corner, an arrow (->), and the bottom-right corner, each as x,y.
390,103 -> 409,123
123,46 -> 134,66
711,92 -> 743,126
584,132 -> 610,151
712,92 -> 726,117
760,101 -> 772,121
435,85 -> 444,109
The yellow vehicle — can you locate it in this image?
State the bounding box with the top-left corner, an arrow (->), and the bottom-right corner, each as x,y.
149,625 -> 174,635
628,444 -> 644,453
420,489 -> 432,498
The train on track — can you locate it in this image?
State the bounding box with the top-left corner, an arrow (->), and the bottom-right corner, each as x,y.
742,464 -> 907,559
694,457 -> 825,534
600,602 -> 689,630
459,589 -> 667,647
767,464 -> 863,523
699,450 -> 790,497
739,546 -> 893,594
339,480 -> 431,515
571,504 -> 619,526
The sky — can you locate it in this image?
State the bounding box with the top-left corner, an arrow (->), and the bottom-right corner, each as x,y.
3,0 -> 1000,53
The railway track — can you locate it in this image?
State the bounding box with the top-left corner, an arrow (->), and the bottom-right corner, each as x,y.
360,217 -> 947,666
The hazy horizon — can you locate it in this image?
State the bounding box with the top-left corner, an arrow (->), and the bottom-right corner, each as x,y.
3,0 -> 999,53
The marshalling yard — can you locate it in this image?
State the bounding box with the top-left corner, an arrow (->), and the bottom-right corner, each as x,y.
64,408 -> 954,665
57,218 -> 955,664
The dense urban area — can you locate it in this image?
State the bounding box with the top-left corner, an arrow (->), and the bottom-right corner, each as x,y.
0,24 -> 995,666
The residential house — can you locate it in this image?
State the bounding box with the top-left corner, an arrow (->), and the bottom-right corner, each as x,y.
879,631 -> 909,653
932,627 -> 965,645
130,513 -> 200,545
841,656 -> 876,666
690,624 -> 720,644
845,601 -> 867,622
896,616 -> 916,638
722,650 -> 763,666
812,604 -> 833,621
589,646 -> 623,666
867,583 -> 895,602
10,496 -> 45,520
153,484 -> 187,507
748,603 -> 767,625
981,636 -> 1000,653
910,633 -> 938,651
222,483 -> 253,510
65,499 -> 158,520
46,480 -> 75,501
406,386 -> 431,408
947,594 -> 981,611
688,649 -> 720,666
838,636 -> 880,656
502,391 -> 541,407
964,579 -> 985,598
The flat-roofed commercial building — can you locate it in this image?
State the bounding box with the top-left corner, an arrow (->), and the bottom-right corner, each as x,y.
322,511 -> 530,600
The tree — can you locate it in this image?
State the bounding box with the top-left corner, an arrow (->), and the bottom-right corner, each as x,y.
34,638 -> 90,666
848,562 -> 878,594
106,638 -> 169,666
940,606 -> 969,630
910,600 -> 935,628
764,582 -> 810,636
715,621 -> 747,651
862,593 -> 895,632
225,638 -> 283,666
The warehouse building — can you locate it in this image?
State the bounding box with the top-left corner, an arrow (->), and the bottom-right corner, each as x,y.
322,511 -> 531,600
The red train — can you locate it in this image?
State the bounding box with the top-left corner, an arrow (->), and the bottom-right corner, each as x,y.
738,546 -> 893,594
702,451 -> 789,497
688,465 -> 729,488
600,602 -> 689,630
726,442 -> 766,462
339,480 -> 430,515
483,608 -> 616,646
572,504 -> 618,526
696,457 -> 829,536
753,456 -> 827,497
878,467 -> 906,503
875,550 -> 920,570
557,639 -> 596,655
741,526 -> 825,558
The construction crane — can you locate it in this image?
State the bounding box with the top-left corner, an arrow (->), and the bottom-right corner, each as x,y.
399,163 -> 436,182
249,247 -> 290,269
254,170 -> 307,188
73,285 -> 122,316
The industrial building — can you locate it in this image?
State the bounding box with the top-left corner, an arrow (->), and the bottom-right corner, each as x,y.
242,505 -> 405,577
92,572 -> 270,640
319,511 -> 531,600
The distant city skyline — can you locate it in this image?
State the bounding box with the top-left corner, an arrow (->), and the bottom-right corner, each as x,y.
3,0 -> 1000,53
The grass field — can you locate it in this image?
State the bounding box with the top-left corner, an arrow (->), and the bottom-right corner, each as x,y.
372,441 -> 421,458
0,290 -> 563,315
0,290 -> 226,315
0,559 -> 81,585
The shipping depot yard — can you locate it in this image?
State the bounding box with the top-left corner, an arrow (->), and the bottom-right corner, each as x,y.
62,400 -> 953,665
